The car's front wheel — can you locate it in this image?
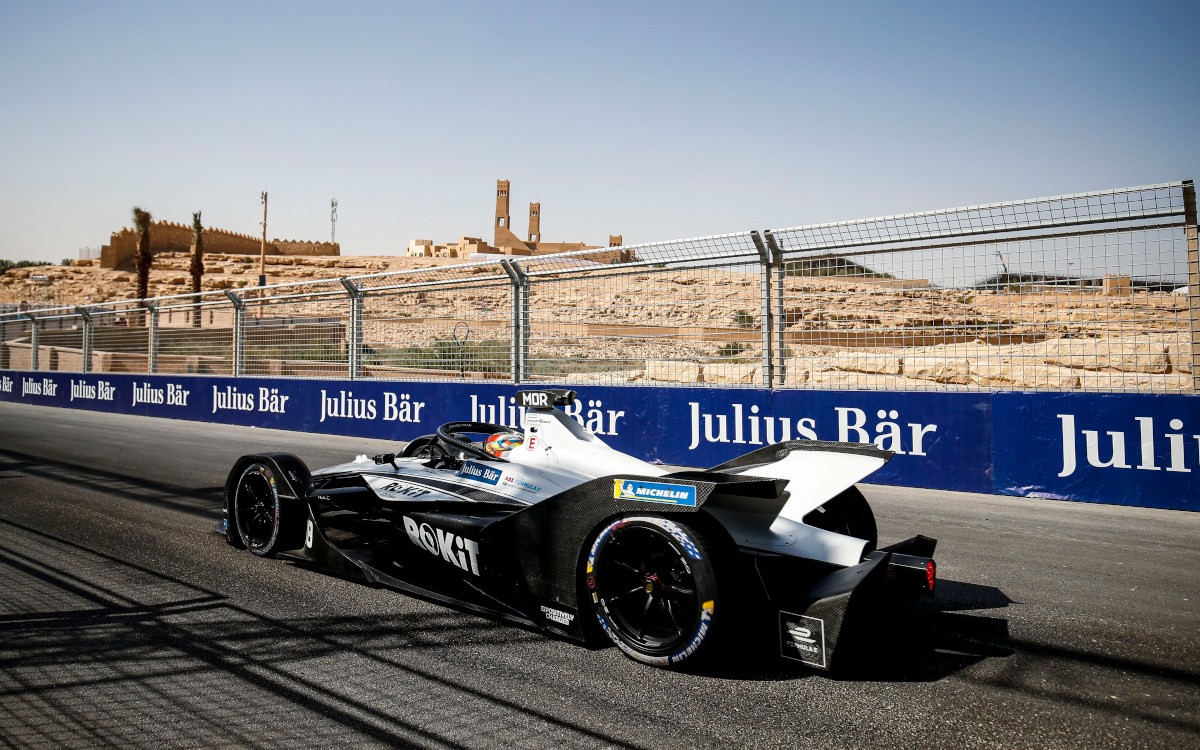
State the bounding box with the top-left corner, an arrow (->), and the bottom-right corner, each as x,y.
232,462 -> 301,557
583,515 -> 724,668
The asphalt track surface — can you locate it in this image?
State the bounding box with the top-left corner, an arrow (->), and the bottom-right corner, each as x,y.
0,402 -> 1196,750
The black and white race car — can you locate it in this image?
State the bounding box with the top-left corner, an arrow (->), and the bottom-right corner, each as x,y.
223,389 -> 936,670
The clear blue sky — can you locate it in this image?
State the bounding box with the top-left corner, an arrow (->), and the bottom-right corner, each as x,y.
2,0 -> 1197,262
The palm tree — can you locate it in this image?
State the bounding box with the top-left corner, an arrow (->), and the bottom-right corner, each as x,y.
132,207 -> 153,304
189,211 -> 205,327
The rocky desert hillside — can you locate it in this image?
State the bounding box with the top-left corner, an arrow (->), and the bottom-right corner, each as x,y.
0,253 -> 442,305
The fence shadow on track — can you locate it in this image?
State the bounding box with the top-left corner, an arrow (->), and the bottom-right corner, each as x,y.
0,444 -> 1016,690
0,518 -> 651,750
4,470 -> 1195,744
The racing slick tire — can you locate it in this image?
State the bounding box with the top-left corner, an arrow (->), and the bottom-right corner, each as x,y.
400,435 -> 438,458
583,515 -> 726,669
232,462 -> 303,557
803,486 -> 878,550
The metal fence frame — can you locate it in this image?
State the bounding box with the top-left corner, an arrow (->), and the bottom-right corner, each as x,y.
2,181 -> 1196,392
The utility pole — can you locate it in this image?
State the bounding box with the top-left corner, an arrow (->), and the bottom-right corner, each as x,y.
331,198 -> 339,243
259,191 -> 269,287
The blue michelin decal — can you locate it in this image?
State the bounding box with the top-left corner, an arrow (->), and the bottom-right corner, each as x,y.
458,461 -> 502,485
613,479 -> 698,507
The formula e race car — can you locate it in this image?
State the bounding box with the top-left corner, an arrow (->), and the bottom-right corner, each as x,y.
222,390 -> 937,671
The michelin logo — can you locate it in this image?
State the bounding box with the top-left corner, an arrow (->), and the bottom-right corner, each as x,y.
613,480 -> 697,507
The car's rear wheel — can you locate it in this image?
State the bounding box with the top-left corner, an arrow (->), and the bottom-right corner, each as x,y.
803,486 -> 878,550
233,462 -> 300,557
584,515 -> 723,668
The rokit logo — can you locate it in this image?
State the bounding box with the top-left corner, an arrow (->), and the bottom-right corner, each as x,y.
402,516 -> 480,575
376,481 -> 432,499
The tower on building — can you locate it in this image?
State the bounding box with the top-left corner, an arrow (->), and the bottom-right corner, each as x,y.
494,180 -> 511,245
528,202 -> 541,243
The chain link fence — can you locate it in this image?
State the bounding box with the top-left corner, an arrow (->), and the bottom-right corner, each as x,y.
3,182 -> 1196,392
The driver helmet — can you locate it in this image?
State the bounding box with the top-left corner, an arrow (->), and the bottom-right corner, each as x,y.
484,432 -> 523,458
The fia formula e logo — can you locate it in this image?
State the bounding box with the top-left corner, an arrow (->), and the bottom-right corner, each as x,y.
402,516 -> 481,576
780,612 -> 827,668
787,624 -> 816,644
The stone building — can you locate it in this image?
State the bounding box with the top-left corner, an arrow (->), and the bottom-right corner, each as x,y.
406,180 -> 628,262
406,237 -> 494,259
100,220 -> 339,270
491,179 -> 612,255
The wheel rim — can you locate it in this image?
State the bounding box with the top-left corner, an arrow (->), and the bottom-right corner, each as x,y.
235,468 -> 278,550
594,525 -> 700,654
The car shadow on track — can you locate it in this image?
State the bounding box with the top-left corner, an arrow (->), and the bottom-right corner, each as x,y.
837,579 -> 1015,682
698,578 -> 1014,683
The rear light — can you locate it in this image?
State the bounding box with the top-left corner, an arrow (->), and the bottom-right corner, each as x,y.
880,553 -> 936,597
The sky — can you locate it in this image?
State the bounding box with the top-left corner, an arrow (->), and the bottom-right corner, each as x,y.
1,0 -> 1197,263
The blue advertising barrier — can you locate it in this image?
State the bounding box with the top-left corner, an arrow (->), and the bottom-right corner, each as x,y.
993,391 -> 1200,508
0,370 -> 1195,510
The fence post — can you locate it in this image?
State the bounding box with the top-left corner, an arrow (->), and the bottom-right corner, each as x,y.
751,231 -> 775,388
144,301 -> 159,374
24,313 -> 39,371
223,291 -> 245,376
75,306 -> 93,373
1185,180 -> 1198,393
764,231 -> 788,387
340,279 -> 364,379
500,260 -> 527,383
